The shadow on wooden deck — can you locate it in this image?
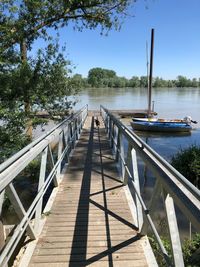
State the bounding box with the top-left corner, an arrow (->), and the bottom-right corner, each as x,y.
69,117 -> 139,267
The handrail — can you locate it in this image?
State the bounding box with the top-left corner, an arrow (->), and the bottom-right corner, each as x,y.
101,105 -> 200,200
100,105 -> 200,267
0,105 -> 88,267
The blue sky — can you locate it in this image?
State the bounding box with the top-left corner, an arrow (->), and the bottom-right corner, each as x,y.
32,0 -> 200,79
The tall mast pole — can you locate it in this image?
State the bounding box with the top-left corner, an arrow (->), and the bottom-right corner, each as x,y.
148,28 -> 154,117
146,41 -> 149,100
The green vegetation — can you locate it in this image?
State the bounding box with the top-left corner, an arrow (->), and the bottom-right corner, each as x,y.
72,67 -> 200,88
150,234 -> 200,267
0,0 -> 134,162
171,145 -> 200,188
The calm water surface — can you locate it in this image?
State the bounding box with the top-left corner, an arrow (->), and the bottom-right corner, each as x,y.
75,87 -> 200,160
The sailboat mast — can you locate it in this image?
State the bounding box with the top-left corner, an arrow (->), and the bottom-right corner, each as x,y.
146,41 -> 149,93
148,28 -> 154,117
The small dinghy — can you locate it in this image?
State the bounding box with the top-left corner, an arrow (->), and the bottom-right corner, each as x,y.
131,117 -> 195,132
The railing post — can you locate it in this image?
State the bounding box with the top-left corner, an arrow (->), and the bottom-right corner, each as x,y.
115,127 -> 120,162
141,179 -> 161,235
0,191 -> 5,252
75,118 -> 78,140
56,131 -> 63,180
119,131 -> 125,182
113,125 -> 118,157
123,142 -> 132,185
108,116 -> 112,143
131,148 -> 143,231
35,147 -> 48,233
48,144 -> 59,187
163,191 -> 184,267
109,120 -> 114,149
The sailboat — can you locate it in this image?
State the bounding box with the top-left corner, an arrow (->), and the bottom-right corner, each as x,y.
131,29 -> 197,133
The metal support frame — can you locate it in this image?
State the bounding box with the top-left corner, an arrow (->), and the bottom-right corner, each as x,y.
0,105 -> 88,267
100,105 -> 200,267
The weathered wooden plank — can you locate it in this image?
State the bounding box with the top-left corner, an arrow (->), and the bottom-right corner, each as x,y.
31,252 -> 146,263
34,245 -> 143,256
36,240 -> 140,249
29,259 -> 148,267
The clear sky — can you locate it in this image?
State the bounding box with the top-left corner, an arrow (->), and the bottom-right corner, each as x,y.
32,0 -> 200,79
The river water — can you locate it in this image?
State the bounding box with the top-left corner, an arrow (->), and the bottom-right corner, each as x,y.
74,87 -> 200,160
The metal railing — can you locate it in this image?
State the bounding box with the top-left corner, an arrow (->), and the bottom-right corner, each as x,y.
0,105 -> 88,267
100,105 -> 200,267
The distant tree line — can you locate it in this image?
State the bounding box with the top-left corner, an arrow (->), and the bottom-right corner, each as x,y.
70,67 -> 200,88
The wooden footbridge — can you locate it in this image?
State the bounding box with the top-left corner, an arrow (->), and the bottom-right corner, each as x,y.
0,105 -> 200,267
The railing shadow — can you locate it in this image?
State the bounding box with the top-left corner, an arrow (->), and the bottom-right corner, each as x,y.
69,116 -> 94,266
69,118 -> 140,267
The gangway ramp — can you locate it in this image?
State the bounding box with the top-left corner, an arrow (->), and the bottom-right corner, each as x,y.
2,106 -> 199,267
28,116 -> 152,266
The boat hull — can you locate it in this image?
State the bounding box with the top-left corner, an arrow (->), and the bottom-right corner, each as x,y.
131,121 -> 192,132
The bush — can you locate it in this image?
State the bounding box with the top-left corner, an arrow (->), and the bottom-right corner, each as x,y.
171,145 -> 200,188
149,234 -> 200,266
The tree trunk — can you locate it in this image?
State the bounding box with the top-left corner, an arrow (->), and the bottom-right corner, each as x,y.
20,39 -> 33,139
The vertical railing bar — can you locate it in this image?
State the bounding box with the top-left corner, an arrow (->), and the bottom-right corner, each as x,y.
56,131 -> 64,181
34,147 -> 48,233
115,127 -> 120,162
47,144 -> 58,187
123,142 -> 132,185
131,148 -> 143,231
119,131 -> 125,182
163,191 -> 184,267
0,190 -> 6,252
141,179 -> 161,235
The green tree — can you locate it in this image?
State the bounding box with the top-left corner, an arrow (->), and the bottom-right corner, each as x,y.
88,67 -> 117,87
0,0 -> 135,160
153,77 -> 168,87
1,0 -> 134,125
176,75 -> 191,87
70,74 -> 88,89
140,76 -> 148,87
129,76 -> 140,87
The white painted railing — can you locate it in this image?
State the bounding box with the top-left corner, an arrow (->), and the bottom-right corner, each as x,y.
100,105 -> 200,267
0,105 -> 88,267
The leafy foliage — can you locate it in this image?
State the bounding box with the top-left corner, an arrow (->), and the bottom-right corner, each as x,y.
0,0 -> 136,162
183,233 -> 200,266
0,0 -> 134,52
171,145 -> 200,188
0,42 -> 78,161
150,234 -> 200,267
149,235 -> 173,267
0,105 -> 30,163
88,67 -> 117,87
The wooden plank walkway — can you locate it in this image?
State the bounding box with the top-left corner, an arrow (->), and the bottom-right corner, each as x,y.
29,116 -> 150,267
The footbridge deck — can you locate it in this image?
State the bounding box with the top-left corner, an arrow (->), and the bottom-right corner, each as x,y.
0,105 -> 199,267
28,116 -> 151,266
